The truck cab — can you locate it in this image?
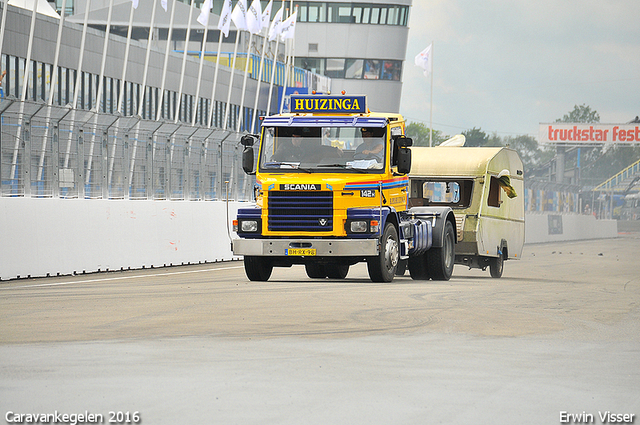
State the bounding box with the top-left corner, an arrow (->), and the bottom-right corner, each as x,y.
232,94 -> 456,283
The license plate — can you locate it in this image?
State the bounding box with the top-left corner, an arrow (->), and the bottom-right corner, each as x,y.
286,248 -> 316,256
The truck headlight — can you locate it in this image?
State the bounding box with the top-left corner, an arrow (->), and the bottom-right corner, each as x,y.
241,220 -> 259,232
350,220 -> 368,233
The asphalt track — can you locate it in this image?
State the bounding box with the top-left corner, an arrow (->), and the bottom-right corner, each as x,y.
1,234 -> 639,424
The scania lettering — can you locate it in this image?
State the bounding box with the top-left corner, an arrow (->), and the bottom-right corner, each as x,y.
232,94 -> 457,282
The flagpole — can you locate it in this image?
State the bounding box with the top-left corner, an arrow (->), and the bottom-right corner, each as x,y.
47,0 -> 68,105
207,31 -> 224,127
118,2 -> 135,114
20,0 -> 38,102
192,22 -> 209,126
236,32 -> 253,132
175,0 -> 196,123
251,31 -> 268,133
265,3 -> 283,117
223,32 -> 241,130
429,40 -> 433,147
138,0 -> 159,117
95,0 -> 115,112
156,0 -> 177,121
278,8 -> 289,114
0,0 -> 9,62
250,0 -> 272,133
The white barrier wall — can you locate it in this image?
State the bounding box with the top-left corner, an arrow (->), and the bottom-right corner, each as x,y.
0,199 -> 620,280
0,198 -> 246,280
524,212 -> 618,244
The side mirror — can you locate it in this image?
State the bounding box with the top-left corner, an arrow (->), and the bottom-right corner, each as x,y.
396,147 -> 411,175
396,136 -> 413,148
242,146 -> 255,174
241,134 -> 258,147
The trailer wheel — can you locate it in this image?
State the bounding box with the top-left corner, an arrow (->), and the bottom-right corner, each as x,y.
326,264 -> 349,279
367,223 -> 399,282
426,221 -> 455,281
244,256 -> 273,281
305,264 -> 327,279
408,254 -> 430,280
489,253 -> 504,278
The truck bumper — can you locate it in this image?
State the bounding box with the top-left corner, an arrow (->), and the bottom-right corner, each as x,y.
232,238 -> 379,256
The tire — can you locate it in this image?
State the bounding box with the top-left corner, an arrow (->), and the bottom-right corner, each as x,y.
326,264 -> 349,279
489,253 -> 504,278
244,256 -> 273,281
395,259 -> 407,276
408,254 -> 430,280
426,221 -> 455,281
367,223 -> 399,283
305,263 -> 327,279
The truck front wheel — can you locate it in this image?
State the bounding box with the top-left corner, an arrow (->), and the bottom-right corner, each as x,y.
367,223 -> 399,283
244,256 -> 273,281
426,221 -> 455,281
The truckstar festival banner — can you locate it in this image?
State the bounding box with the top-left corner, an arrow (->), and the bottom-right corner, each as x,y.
539,123 -> 640,145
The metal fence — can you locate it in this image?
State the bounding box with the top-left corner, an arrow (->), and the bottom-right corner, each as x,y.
0,99 -> 255,201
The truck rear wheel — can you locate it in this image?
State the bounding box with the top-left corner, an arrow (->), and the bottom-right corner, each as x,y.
244,256 -> 273,281
305,264 -> 327,279
426,221 -> 455,281
326,264 -> 349,279
367,223 -> 399,283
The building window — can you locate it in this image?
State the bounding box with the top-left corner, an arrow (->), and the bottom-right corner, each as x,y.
363,59 -> 380,79
325,58 -> 345,78
295,3 -> 407,26
345,59 -> 363,79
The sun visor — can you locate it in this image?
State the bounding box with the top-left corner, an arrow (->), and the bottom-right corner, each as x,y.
262,116 -> 388,128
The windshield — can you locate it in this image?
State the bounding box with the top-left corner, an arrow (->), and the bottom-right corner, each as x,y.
259,126 -> 386,172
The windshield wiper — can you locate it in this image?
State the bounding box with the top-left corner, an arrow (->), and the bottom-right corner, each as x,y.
262,162 -> 313,173
317,163 -> 368,173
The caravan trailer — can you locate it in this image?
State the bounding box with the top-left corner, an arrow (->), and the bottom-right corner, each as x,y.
407,146 -> 525,278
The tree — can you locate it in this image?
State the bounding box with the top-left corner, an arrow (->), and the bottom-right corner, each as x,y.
503,134 -> 554,173
462,127 -> 489,147
405,122 -> 449,147
556,104 -> 600,123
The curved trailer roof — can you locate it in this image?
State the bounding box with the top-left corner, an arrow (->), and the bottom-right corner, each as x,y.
410,147 -> 523,178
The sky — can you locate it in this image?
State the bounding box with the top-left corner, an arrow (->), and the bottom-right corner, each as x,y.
399,0 -> 640,140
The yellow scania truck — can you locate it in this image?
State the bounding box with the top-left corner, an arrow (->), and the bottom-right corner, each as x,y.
231,94 -> 457,282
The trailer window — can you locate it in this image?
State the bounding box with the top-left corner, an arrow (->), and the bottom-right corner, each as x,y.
488,176 -> 502,207
410,180 -> 473,208
423,182 -> 460,203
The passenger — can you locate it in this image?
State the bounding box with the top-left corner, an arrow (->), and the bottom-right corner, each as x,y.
272,129 -> 305,162
354,127 -> 384,162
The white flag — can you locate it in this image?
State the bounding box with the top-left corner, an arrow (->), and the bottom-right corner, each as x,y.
246,0 -> 262,34
231,0 -> 248,31
197,0 -> 212,26
161,0 -> 167,12
261,0 -> 273,31
415,43 -> 433,77
130,0 -> 139,10
268,7 -> 283,41
279,10 -> 297,40
217,0 -> 233,37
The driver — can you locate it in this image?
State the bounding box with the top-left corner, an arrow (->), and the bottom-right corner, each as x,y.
354,127 -> 384,161
272,129 -> 305,162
